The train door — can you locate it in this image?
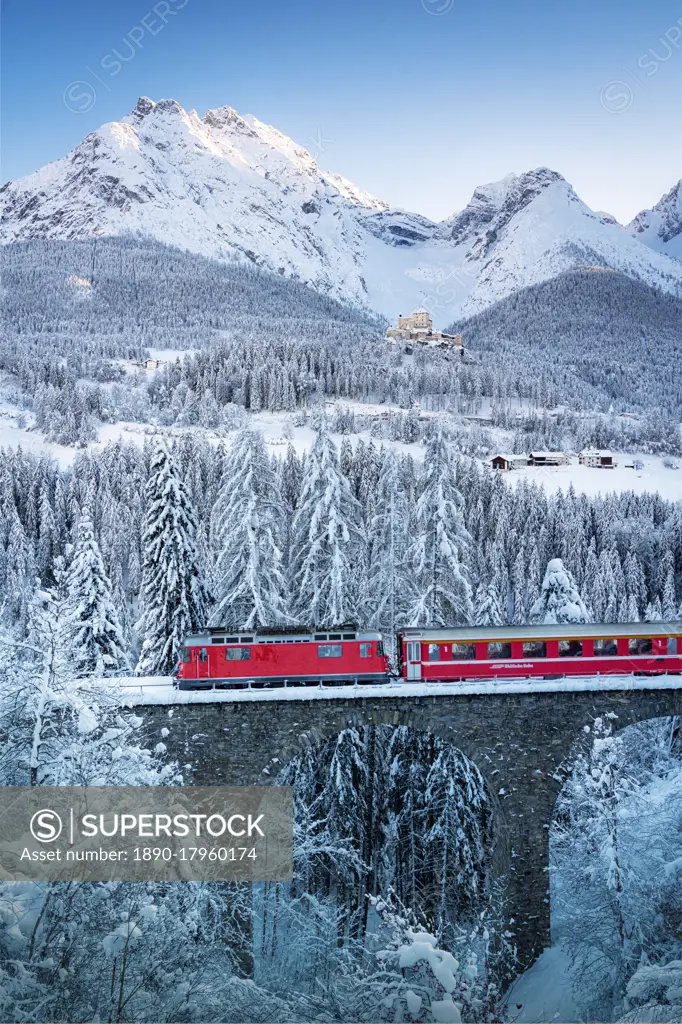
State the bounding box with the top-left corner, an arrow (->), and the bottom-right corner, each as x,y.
406,641 -> 421,680
197,647 -> 210,680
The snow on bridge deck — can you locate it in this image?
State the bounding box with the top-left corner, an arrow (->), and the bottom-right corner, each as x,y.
118,673 -> 682,707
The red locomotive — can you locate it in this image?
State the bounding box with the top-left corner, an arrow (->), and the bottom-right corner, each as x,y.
175,622 -> 682,689
176,625 -> 389,689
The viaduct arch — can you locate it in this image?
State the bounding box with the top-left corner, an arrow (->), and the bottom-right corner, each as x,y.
136,685 -> 682,970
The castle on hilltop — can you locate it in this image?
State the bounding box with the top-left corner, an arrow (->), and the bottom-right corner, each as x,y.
386,310 -> 463,352
398,310 -> 433,333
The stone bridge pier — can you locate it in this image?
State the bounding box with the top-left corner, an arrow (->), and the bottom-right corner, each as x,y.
136,685 -> 682,971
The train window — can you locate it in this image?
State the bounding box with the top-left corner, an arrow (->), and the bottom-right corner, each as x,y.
451,643 -> 476,660
181,647 -> 191,663
226,648 -> 251,661
328,633 -> 342,640
428,643 -> 441,661
224,637 -> 238,643
523,641 -> 546,658
360,643 -> 372,658
240,637 -> 254,643
211,637 -> 224,644
668,637 -> 678,655
629,637 -> 652,655
318,644 -> 342,658
594,639 -> 617,656
314,634 -> 327,640
199,648 -> 208,662
343,633 -> 355,639
377,641 -> 385,657
488,642 -> 512,659
559,640 -> 582,657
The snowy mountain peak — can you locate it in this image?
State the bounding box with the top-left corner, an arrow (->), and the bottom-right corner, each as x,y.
627,180 -> 682,261
1,98 -> 681,320
132,95 -> 156,117
445,168 -> 574,250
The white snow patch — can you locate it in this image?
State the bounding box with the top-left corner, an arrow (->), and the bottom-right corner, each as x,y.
505,945 -> 578,1023
117,673 -> 682,707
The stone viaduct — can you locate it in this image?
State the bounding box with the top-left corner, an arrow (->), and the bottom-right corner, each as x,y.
136,684 -> 682,971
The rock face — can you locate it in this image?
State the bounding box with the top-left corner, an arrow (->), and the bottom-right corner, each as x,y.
627,180 -> 682,261
2,96 -> 681,320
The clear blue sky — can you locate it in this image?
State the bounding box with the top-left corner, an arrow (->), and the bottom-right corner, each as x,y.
2,0 -> 681,222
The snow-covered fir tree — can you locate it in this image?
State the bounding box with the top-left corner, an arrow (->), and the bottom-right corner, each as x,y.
407,430 -> 472,626
63,507 -> 128,676
530,557 -> 589,624
290,429 -> 364,625
365,449 -> 413,637
136,443 -> 208,675
473,576 -> 504,626
210,428 -> 290,628
553,717 -> 682,1021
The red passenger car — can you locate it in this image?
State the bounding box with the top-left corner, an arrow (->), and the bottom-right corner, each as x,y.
176,625 -> 389,689
397,622 -> 682,682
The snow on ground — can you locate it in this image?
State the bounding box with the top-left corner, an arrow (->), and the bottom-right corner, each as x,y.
504,946 -> 578,1023
146,347 -> 197,362
500,454 -> 682,501
0,415 -> 76,467
1,385 -> 681,502
116,672 -> 682,707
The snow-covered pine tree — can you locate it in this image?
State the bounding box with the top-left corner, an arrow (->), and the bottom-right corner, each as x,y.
210,428 -> 290,628
530,557 -> 589,624
406,430 -> 472,626
4,498 -> 34,626
658,549 -> 678,620
365,449 -> 413,638
136,443 -> 208,675
290,429 -> 364,626
473,576 -> 504,626
624,550 -> 646,620
600,548 -> 619,624
511,546 -> 526,624
63,507 -> 128,677
625,593 -> 640,623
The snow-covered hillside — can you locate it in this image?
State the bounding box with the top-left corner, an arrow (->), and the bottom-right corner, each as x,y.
627,179 -> 682,261
2,97 -> 680,320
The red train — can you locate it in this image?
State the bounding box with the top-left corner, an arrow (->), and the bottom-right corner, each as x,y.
175,622 -> 682,689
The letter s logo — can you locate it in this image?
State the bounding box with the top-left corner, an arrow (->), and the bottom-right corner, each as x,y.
30,810 -> 63,843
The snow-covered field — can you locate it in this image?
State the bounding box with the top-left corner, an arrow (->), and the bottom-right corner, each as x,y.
501,454 -> 682,500
3,404 -> 681,502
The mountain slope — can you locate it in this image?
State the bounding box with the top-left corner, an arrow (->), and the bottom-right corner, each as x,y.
627,181 -> 682,261
449,268 -> 682,420
2,97 -> 681,320
1,236 -> 381,363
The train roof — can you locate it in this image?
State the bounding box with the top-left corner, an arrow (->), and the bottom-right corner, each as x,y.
197,624 -> 358,637
183,625 -> 382,645
400,622 -> 682,642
